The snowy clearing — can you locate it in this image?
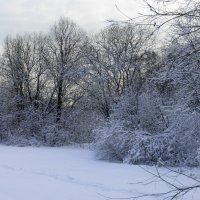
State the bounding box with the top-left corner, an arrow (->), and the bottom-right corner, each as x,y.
0,145 -> 199,200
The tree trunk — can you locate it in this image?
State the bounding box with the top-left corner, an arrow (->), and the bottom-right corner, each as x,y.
56,79 -> 63,122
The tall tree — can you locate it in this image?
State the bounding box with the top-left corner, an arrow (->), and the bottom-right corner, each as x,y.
83,24 -> 154,118
47,17 -> 85,122
1,34 -> 49,117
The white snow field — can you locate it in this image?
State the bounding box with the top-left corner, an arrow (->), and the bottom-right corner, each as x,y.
0,145 -> 200,200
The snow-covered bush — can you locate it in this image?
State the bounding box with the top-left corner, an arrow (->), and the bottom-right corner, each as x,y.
95,110 -> 200,166
111,87 -> 167,134
95,121 -> 133,161
41,124 -> 70,146
138,91 -> 167,133
61,105 -> 102,144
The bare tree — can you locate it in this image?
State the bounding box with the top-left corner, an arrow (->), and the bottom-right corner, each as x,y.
47,17 -> 85,122
137,0 -> 200,35
1,34 -> 49,118
83,24 -> 154,118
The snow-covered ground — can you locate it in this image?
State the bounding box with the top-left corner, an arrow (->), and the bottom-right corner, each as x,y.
0,145 -> 199,200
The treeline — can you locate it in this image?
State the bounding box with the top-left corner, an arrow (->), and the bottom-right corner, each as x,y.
0,18 -> 155,145
0,1 -> 200,166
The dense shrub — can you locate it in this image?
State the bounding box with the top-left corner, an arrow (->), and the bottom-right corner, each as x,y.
95,101 -> 200,166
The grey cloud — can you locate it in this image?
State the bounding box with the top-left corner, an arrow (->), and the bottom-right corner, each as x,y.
0,0 -> 144,45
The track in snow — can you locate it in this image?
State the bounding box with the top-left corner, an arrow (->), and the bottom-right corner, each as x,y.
0,145 -> 199,200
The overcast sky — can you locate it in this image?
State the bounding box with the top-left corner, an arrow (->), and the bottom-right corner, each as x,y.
0,0 -> 148,44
